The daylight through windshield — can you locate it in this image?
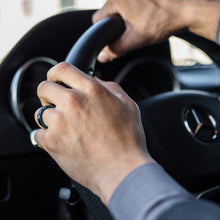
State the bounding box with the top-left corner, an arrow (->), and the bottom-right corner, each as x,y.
0,0 -> 106,61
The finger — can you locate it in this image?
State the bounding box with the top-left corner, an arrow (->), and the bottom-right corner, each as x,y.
34,128 -> 46,149
109,25 -> 137,54
97,46 -> 118,63
37,80 -> 72,106
47,62 -> 91,89
97,24 -> 136,63
34,106 -> 56,129
92,0 -> 116,23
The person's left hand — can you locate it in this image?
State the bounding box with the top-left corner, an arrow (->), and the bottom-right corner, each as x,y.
34,62 -> 153,205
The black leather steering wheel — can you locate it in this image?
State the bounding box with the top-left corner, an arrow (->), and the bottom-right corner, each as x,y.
64,14 -> 220,220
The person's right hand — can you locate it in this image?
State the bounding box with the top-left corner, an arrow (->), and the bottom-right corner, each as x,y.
33,63 -> 153,205
93,0 -> 220,63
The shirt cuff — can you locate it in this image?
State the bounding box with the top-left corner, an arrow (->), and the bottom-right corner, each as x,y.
108,163 -> 194,220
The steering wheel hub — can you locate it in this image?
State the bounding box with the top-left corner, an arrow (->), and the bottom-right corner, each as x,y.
184,107 -> 218,143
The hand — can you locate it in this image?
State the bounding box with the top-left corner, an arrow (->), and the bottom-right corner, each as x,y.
93,0 -> 220,63
34,62 -> 153,205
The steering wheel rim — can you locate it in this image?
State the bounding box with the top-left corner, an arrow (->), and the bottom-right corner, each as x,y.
65,14 -> 125,74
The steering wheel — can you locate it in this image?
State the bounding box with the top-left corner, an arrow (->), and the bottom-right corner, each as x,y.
61,14 -> 220,219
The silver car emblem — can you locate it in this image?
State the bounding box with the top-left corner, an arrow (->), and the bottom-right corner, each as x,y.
184,107 -> 218,142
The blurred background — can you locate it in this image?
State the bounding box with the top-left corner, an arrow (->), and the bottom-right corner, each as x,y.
0,0 -> 105,61
0,0 -> 212,66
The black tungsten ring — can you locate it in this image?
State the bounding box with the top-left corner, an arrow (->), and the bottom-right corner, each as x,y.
37,105 -> 55,129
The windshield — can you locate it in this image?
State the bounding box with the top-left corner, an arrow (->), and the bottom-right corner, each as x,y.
0,0 -> 213,66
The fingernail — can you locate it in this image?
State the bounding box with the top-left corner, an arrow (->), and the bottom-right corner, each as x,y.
30,129 -> 38,147
97,51 -> 110,63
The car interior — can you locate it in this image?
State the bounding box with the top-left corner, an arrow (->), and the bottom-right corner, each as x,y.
1,5 -> 220,220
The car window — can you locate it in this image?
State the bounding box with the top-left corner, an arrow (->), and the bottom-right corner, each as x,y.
169,36 -> 213,66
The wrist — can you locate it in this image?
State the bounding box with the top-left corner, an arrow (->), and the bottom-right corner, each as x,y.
184,0 -> 220,41
94,154 -> 154,206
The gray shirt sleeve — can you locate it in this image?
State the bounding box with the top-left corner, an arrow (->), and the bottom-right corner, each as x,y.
108,163 -> 194,220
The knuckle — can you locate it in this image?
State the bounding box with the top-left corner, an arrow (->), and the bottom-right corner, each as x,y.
106,81 -> 124,94
115,92 -> 123,100
37,80 -> 47,96
63,91 -> 80,108
107,81 -> 119,89
86,81 -> 103,96
129,100 -> 139,112
47,62 -> 71,78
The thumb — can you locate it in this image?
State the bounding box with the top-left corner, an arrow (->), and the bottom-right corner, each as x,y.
97,46 -> 118,63
97,25 -> 137,63
92,1 -> 115,23
93,2 -> 136,63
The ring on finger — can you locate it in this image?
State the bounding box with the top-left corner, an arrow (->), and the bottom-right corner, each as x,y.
37,105 -> 55,129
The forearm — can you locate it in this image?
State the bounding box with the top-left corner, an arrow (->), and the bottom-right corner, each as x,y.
161,0 -> 220,42
184,0 -> 220,42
